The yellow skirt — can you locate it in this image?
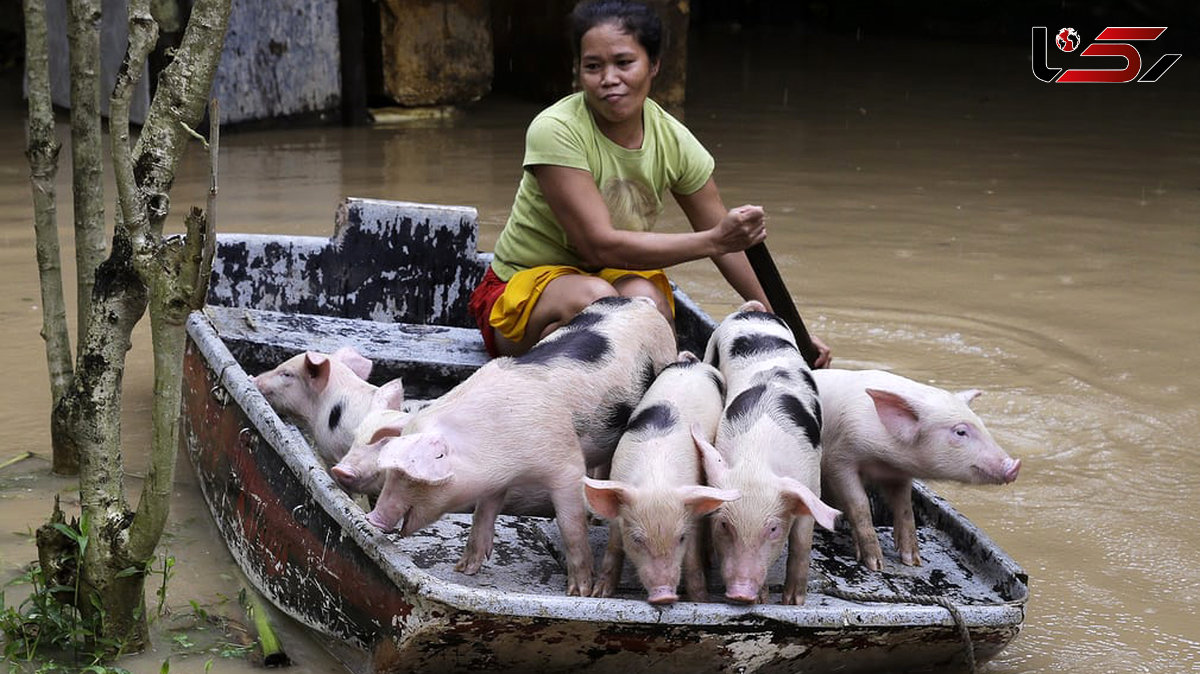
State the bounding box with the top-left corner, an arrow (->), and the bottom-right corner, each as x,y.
489,265 -> 674,344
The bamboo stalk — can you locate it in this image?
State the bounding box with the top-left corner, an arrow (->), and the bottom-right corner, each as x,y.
0,452 -> 35,471
238,586 -> 292,667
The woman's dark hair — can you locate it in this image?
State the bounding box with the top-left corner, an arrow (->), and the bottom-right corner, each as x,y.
569,0 -> 666,64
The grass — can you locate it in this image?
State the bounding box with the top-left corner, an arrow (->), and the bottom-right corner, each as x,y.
1,539 -> 256,673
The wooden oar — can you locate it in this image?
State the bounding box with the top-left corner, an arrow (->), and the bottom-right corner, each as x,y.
744,242 -> 822,368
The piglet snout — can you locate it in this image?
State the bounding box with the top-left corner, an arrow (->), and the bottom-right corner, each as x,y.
646,587 -> 679,605
725,581 -> 759,604
330,465 -> 358,489
1003,458 -> 1021,484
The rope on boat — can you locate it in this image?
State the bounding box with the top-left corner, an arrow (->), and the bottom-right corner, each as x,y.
818,583 -> 978,674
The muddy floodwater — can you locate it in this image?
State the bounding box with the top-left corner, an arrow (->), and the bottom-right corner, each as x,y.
0,31 -> 1197,673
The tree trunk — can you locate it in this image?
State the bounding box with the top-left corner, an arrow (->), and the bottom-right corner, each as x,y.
131,206 -> 215,559
62,230 -> 150,651
23,0 -> 75,463
66,0 -> 107,373
124,0 -> 226,566
43,0 -> 231,653
65,0 -> 159,649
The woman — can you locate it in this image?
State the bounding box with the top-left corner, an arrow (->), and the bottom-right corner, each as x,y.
468,0 -> 831,366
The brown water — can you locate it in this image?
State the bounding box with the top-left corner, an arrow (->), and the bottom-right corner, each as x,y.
1,32 -> 1198,672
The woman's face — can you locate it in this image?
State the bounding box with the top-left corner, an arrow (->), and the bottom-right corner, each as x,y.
578,21 -> 659,132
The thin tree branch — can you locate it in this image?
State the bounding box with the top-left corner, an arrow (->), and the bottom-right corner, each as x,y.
127,0 -> 231,563
111,0 -> 158,246
133,0 -> 232,238
66,0 -> 106,350
23,0 -> 74,411
180,100 -> 218,308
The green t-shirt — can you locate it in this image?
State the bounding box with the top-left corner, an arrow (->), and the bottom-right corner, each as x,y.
490,92 -> 715,280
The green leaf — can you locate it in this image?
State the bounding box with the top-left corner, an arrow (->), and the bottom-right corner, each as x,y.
50,523 -> 83,545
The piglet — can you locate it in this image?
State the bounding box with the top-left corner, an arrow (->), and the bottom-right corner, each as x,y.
329,380 -> 409,495
333,387 -> 553,517
813,368 -> 1021,570
583,351 -> 739,605
362,296 -> 677,596
699,300 -> 840,605
252,346 -> 393,465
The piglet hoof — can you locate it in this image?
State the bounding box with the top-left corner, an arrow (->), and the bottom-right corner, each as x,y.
900,549 -> 924,567
856,541 -> 886,571
646,587 -> 679,606
566,573 -> 593,597
859,555 -> 884,572
454,552 -> 487,576
590,574 -> 617,598
781,585 -> 806,606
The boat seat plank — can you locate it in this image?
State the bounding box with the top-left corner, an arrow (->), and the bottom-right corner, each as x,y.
208,198 -> 487,328
202,304 -> 489,399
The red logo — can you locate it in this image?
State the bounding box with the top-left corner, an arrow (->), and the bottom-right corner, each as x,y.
1056,28 -> 1081,52
1032,26 -> 1182,83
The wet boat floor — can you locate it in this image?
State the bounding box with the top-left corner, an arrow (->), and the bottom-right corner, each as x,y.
383,511 -> 1010,609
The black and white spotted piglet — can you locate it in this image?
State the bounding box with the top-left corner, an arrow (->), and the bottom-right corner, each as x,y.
358,296 -> 677,597
252,346 -> 396,466
583,351 -> 739,605
697,300 -> 840,605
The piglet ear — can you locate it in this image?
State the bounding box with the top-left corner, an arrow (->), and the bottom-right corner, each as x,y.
692,424 -> 729,486
779,478 -> 841,531
304,352 -> 333,394
865,388 -> 921,446
678,485 -> 741,517
738,300 -> 767,313
955,389 -> 983,406
676,350 -> 699,364
331,346 -> 373,380
366,419 -> 407,446
372,378 -> 406,411
378,433 -> 453,485
582,477 -> 630,520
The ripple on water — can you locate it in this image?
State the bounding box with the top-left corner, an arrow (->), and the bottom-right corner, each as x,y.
814,304 -> 1200,672
995,570 -> 1200,674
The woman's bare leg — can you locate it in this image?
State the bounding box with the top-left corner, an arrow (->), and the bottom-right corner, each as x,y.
494,274 -> 618,356
612,274 -> 674,334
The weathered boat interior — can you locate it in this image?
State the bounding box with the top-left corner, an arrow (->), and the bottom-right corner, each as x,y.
183,197 -> 1027,673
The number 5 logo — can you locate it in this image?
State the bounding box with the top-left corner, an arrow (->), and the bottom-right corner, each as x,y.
1032,26 -> 1182,83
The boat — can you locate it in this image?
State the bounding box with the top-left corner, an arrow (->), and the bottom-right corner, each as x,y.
181,197 -> 1028,673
